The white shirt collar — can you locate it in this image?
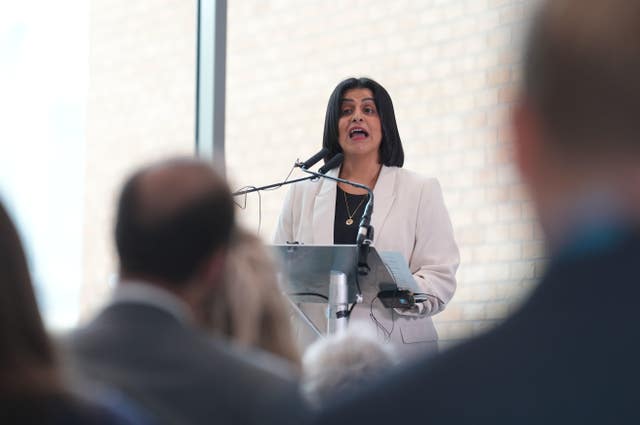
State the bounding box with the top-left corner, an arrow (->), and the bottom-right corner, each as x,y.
110,280 -> 193,324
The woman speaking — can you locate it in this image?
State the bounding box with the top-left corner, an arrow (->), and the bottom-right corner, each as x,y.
274,77 -> 459,358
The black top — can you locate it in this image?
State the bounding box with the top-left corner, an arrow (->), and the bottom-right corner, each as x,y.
334,186 -> 367,244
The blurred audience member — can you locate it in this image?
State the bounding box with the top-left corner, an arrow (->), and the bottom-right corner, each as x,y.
316,0 -> 640,423
64,158 -> 308,425
0,201 -> 146,424
204,227 -> 300,366
301,322 -> 396,408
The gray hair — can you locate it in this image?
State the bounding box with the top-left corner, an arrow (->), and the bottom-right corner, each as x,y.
301,322 -> 397,408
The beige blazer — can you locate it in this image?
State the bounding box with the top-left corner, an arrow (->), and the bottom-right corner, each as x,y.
274,165 -> 459,355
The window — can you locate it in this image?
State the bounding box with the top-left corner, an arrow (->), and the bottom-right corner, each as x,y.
0,0 -> 197,329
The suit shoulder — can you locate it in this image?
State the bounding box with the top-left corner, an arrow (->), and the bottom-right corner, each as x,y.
391,167 -> 440,189
201,334 -> 298,383
288,176 -> 324,198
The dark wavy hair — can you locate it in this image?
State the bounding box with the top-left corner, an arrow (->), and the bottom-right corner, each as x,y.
0,201 -> 60,394
322,77 -> 404,167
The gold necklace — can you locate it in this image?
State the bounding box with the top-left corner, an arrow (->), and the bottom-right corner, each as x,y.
343,190 -> 366,226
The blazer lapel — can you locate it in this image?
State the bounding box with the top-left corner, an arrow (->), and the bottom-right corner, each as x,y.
312,167 -> 338,244
371,166 -> 397,241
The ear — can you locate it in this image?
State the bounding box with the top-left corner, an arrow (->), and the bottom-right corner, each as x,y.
201,248 -> 227,288
511,97 -> 542,186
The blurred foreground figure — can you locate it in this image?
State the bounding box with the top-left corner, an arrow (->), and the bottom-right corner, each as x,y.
301,322 -> 396,409
316,1 -> 640,423
0,201 -> 145,424
65,158 -> 308,425
204,227 -> 300,366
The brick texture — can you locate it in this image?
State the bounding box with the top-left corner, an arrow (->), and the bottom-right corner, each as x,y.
80,0 -> 196,319
81,0 -> 544,346
225,0 -> 544,345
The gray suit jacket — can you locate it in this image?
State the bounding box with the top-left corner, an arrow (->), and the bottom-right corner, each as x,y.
65,302 -> 308,425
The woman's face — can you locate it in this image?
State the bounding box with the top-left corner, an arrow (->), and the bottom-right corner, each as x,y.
337,88 -> 382,162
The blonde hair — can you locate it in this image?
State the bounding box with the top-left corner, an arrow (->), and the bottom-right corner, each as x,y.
206,227 -> 300,366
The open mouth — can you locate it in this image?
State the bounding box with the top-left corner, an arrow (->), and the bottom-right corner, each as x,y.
349,127 -> 369,141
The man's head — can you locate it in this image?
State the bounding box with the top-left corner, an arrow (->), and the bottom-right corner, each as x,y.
513,0 -> 640,241
115,157 -> 234,298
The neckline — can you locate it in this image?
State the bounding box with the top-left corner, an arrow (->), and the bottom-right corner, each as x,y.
336,185 -> 367,197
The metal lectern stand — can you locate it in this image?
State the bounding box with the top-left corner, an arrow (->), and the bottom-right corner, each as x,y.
272,244 -> 419,336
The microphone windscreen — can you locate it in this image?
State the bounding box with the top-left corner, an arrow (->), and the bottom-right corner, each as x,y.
318,153 -> 344,174
300,148 -> 330,169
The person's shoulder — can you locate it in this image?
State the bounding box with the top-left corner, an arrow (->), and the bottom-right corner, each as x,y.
65,304 -> 175,346
60,314 -> 104,355
202,334 -> 299,383
386,166 -> 440,189
71,394 -> 152,425
197,335 -> 310,423
1,393 -> 151,425
289,176 -> 325,196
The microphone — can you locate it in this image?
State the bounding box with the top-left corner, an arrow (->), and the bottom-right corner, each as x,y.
299,148 -> 329,170
356,199 -> 374,245
233,149 -> 331,197
318,153 -> 344,174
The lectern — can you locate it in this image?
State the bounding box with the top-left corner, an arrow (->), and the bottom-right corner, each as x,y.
272,244 -> 419,336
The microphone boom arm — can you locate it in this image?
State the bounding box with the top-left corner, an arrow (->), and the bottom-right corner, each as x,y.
232,175 -> 317,197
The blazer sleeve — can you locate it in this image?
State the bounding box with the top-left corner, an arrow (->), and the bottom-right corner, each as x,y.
273,184 -> 295,244
408,178 -> 460,316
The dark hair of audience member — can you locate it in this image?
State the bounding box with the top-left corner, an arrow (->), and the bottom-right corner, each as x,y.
523,0 -> 640,157
322,77 -> 405,167
115,163 -> 235,285
0,202 -> 61,396
0,201 -> 150,425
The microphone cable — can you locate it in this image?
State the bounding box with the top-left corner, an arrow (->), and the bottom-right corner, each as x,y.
232,163 -> 297,235
262,163 -> 297,192
369,296 -> 395,342
288,292 -> 329,301
233,185 -> 262,234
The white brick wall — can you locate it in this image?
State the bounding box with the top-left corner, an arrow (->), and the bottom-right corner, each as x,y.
81,0 -> 544,346
225,0 -> 544,345
81,0 -> 196,319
